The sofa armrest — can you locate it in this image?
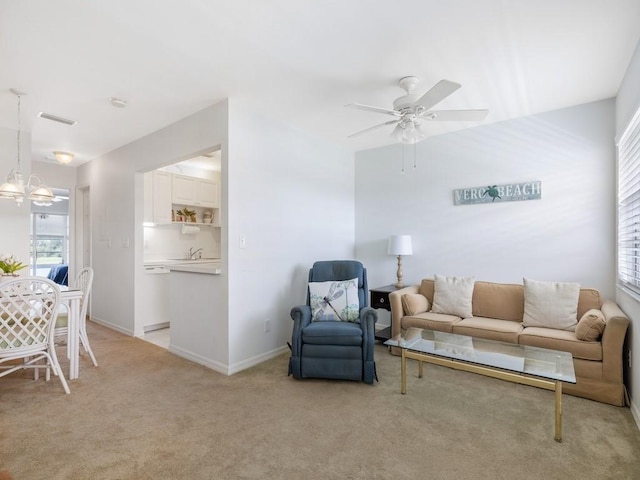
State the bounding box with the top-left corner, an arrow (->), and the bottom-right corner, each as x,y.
600,299 -> 630,384
290,305 -> 312,358
389,285 -> 419,339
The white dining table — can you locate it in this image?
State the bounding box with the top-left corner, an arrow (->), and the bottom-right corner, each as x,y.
59,287 -> 83,380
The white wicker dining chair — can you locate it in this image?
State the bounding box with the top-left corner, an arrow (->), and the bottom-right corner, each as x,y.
54,266 -> 97,367
0,276 -> 70,394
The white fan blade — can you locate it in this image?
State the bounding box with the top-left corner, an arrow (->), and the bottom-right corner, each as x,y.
414,80 -> 461,110
345,103 -> 401,117
422,109 -> 489,121
348,119 -> 400,138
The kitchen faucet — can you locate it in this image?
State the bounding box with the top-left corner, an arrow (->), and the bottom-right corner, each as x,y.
188,247 -> 203,260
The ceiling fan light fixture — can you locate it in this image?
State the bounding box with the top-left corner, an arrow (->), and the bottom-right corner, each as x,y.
347,76 -> 488,144
53,151 -> 74,165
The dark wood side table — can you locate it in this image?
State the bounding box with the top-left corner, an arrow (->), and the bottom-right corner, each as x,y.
370,284 -> 399,341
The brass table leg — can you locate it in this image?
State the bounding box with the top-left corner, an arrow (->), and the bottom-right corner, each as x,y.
554,381 -> 563,442
401,348 -> 407,394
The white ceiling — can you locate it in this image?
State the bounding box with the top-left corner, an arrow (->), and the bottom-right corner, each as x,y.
1,0 -> 640,166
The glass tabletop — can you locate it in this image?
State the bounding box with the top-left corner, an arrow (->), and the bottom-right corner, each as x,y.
385,327 -> 576,383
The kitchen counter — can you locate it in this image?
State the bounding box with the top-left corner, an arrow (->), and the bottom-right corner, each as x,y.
167,262 -> 221,274
143,258 -> 222,274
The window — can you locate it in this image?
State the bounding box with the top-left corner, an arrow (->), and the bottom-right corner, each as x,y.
30,213 -> 69,276
29,189 -> 70,277
617,107 -> 640,295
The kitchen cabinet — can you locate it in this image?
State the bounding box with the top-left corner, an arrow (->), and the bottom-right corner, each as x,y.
172,174 -> 218,208
144,170 -> 172,224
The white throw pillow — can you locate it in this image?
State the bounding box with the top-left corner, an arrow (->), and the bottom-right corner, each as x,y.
430,274 -> 475,318
522,278 -> 580,331
309,278 -> 360,322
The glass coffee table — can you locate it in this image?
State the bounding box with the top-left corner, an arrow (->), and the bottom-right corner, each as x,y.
385,327 -> 576,442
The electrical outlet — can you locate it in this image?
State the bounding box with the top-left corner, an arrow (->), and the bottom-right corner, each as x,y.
264,319 -> 271,332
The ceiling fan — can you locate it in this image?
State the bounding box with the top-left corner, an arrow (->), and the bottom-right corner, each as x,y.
346,76 -> 488,144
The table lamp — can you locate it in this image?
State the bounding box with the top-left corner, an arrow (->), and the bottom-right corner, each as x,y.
387,235 -> 412,288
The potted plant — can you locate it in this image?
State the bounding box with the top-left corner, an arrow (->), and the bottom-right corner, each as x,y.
175,209 -> 185,222
183,208 -> 197,223
0,254 -> 28,278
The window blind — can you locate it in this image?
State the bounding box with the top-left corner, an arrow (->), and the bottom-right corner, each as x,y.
618,106 -> 640,295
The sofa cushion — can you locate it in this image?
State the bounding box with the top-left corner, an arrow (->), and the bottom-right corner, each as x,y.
522,278 -> 580,331
431,274 -> 475,318
577,289 -> 602,318
401,293 -> 430,316
401,312 -> 461,334
575,309 -> 606,342
519,327 -> 602,361
472,281 -> 525,322
309,278 -> 359,322
418,279 -> 435,303
453,317 -> 523,344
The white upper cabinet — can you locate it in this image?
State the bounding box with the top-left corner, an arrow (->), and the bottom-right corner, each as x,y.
196,178 -> 219,207
172,174 -> 218,208
144,170 -> 172,224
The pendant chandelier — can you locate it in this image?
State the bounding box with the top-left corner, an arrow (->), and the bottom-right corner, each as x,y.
0,89 -> 55,206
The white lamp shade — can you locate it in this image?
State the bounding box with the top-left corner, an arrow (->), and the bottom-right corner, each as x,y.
387,235 -> 412,256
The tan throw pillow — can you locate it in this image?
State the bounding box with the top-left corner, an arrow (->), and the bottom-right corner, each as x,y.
575,309 -> 606,341
431,274 -> 475,318
401,294 -> 430,316
522,278 -> 580,331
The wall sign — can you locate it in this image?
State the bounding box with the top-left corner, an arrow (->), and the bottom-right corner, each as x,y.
453,181 -> 542,205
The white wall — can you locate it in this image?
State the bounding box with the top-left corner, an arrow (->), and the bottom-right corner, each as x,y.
615,39 -> 640,425
226,99 -> 355,371
77,97 -> 355,374
143,226 -> 220,262
355,99 -> 616,329
0,127 -> 30,262
77,100 -> 229,341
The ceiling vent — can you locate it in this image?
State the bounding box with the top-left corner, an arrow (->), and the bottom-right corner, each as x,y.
37,112 -> 77,126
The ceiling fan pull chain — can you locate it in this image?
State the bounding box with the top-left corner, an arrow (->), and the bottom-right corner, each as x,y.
413,142 -> 417,170
401,144 -> 405,174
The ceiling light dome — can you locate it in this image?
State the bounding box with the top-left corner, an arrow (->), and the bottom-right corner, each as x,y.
53,151 -> 74,165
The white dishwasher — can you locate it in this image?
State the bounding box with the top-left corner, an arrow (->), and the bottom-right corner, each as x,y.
141,265 -> 171,332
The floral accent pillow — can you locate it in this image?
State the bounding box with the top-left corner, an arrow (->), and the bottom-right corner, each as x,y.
309,278 -> 360,322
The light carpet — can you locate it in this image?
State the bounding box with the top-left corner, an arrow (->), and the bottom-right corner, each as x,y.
1,323 -> 640,480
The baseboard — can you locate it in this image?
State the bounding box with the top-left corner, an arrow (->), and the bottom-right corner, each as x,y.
89,316 -> 134,336
228,345 -> 289,375
631,397 -> 640,431
143,322 -> 170,333
168,344 -> 229,375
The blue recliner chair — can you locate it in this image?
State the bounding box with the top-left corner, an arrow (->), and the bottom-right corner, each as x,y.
289,260 -> 378,384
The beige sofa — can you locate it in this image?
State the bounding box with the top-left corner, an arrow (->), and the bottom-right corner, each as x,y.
389,279 -> 630,406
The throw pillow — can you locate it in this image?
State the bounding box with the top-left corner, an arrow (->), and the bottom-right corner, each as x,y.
309,278 -> 360,322
575,309 -> 606,341
401,294 -> 430,316
430,274 -> 475,318
522,278 -> 580,331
